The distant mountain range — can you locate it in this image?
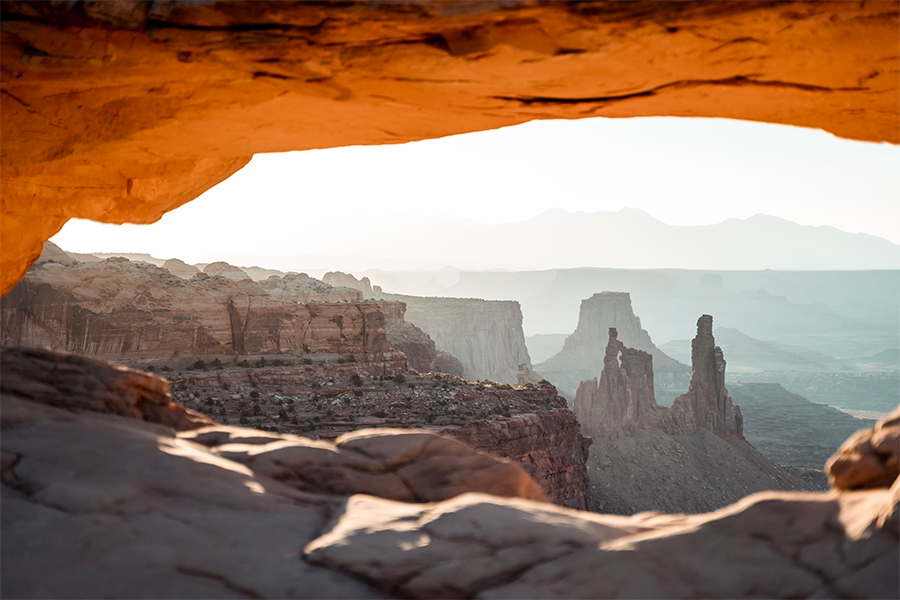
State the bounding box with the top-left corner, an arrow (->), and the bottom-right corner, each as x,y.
349,209 -> 899,271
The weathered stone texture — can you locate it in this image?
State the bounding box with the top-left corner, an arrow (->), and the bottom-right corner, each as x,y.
2,347 -> 898,599
4,1 -> 896,294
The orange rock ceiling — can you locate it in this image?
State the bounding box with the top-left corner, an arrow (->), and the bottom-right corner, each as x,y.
1,1 -> 898,295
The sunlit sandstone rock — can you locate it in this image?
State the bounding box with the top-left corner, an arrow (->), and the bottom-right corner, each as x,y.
2,1 -> 898,294
1,347 -> 897,598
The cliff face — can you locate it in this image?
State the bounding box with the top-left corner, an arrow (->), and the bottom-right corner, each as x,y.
375,293 -> 534,384
537,292 -> 690,402
166,366 -> 590,510
1,259 -> 390,362
378,300 -> 438,374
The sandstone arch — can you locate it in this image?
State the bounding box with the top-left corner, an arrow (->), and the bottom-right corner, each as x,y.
1,0 -> 898,294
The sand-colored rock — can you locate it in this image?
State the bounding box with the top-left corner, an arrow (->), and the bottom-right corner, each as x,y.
2,1 -> 898,294
1,258 -> 391,361
203,261 -> 251,281
376,292 -> 535,384
262,272 -> 363,303
323,272 -> 372,294
2,347 -> 897,599
828,405 -> 900,491
162,257 -> 200,279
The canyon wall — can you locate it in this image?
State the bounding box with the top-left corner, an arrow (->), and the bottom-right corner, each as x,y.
374,292 -> 534,384
537,291 -> 691,401
1,257 -> 393,362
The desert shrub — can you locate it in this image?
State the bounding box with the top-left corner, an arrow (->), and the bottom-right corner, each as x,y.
204,397 -> 214,406
252,405 -> 262,415
353,389 -> 363,398
239,416 -> 249,425
392,374 -> 406,384
373,410 -> 388,418
345,355 -> 357,363
407,382 -> 415,389
302,357 -> 313,365
272,359 -> 285,367
146,365 -> 156,372
161,365 -> 170,372
350,374 -> 363,387
192,359 -> 206,370
238,360 -> 250,367
210,358 -> 223,370
220,381 -> 230,390
249,390 -> 259,399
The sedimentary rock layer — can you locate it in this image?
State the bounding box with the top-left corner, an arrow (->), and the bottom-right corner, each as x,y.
375,292 -> 534,384
169,367 -> 591,510
2,347 -> 897,599
1,258 -> 392,361
3,1 -> 898,294
538,291 -> 690,401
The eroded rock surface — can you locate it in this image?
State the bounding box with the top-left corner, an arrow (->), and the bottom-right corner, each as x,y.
538,292 -> 691,402
828,405 -> 900,491
374,292 -> 535,384
0,257 -> 396,362
6,1 -> 896,294
2,348 -> 897,599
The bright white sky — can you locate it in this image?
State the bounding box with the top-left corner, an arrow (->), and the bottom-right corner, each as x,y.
53,116 -> 899,270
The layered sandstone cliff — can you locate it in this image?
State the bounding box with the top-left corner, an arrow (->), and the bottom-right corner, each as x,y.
538,292 -> 691,402
262,271 -> 362,303
1,257 -> 392,363
2,347 -> 897,599
374,292 -> 535,384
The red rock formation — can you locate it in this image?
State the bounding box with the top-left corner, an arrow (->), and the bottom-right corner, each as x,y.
434,351 -> 465,378
1,258 -> 391,361
538,292 -> 690,401
262,272 -> 362,303
5,2 -> 896,294
827,405 -> 899,491
664,315 -> 744,437
575,316 -> 743,439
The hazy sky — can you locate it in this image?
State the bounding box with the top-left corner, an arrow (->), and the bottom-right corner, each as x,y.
53,116 -> 899,270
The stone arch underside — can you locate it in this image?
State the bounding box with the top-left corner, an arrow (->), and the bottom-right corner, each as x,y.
1,0 -> 897,295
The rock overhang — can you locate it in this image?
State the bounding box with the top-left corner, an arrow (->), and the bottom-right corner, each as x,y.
1,0 -> 898,294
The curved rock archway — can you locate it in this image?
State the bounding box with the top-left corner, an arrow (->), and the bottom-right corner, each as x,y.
1,0 -> 898,294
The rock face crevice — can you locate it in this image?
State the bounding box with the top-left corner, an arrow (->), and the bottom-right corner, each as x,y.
3,1 -> 897,294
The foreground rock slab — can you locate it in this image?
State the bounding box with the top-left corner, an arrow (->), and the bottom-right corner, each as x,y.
1,349 -> 898,598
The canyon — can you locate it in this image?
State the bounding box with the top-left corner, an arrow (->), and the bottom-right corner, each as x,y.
537,291 -> 691,403
575,317 -> 822,514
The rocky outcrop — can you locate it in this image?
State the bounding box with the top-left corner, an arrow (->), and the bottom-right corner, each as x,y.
827,405 -> 900,491
262,272 -> 362,303
375,292 -> 535,384
323,271 -> 372,294
34,241 -> 78,267
576,316 -> 743,440
537,292 -> 691,402
574,318 -> 816,515
203,261 -> 251,281
378,300 -> 436,373
664,315 -> 743,437
2,347 -> 898,599
162,257 -> 200,279
1,258 -> 392,362
168,366 -> 590,510
3,3 -> 897,295
434,351 -> 464,378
